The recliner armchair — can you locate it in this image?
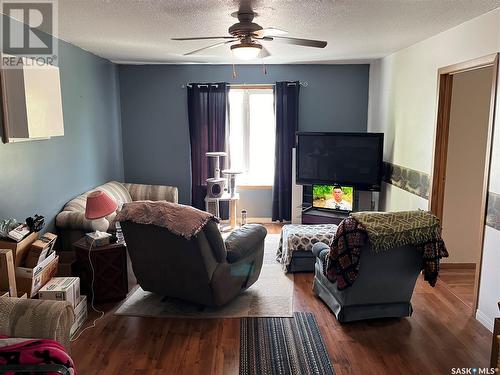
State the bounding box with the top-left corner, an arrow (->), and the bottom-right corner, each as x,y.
120,220 -> 267,307
312,241 -> 423,323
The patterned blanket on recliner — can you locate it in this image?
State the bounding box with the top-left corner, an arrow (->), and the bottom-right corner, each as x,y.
115,200 -> 218,239
351,210 -> 442,253
324,211 -> 448,290
324,218 -> 367,290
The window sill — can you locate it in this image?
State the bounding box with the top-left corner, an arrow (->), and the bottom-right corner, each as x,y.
238,185 -> 273,190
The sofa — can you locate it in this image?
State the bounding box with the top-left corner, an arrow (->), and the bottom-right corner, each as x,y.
120,217 -> 267,307
56,181 -> 178,249
0,297 -> 75,373
0,297 -> 74,351
312,241 -> 422,323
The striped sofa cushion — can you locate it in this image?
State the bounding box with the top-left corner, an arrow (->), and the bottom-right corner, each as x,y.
56,181 -> 132,231
123,183 -> 178,203
0,297 -> 74,351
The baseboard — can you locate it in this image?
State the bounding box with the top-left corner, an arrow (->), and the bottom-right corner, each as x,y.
247,217 -> 274,224
247,217 -> 291,224
476,309 -> 494,332
440,263 -> 476,269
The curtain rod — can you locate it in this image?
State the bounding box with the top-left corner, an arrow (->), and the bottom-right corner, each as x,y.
181,81 -> 308,88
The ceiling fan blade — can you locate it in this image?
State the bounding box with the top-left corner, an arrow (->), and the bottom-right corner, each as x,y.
172,36 -> 235,41
184,40 -> 237,56
270,36 -> 327,48
254,27 -> 288,38
259,45 -> 271,58
255,36 -> 274,41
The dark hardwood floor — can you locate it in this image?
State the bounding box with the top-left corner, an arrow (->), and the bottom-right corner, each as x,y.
439,268 -> 476,308
71,224 -> 492,374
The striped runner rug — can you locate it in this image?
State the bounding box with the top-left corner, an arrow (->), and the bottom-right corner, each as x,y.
240,312 -> 335,375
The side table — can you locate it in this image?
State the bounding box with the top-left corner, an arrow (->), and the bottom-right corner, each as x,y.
73,238 -> 129,303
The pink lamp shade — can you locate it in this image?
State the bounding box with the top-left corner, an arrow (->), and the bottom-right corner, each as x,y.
85,190 -> 118,220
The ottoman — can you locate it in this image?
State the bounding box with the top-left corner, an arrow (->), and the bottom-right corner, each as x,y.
276,224 -> 337,273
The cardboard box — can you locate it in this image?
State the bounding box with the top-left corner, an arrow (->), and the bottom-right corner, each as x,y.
70,295 -> 88,337
0,291 -> 23,298
16,252 -> 58,297
24,233 -> 57,268
0,232 -> 38,267
0,249 -> 17,297
38,277 -> 81,308
56,251 -> 76,277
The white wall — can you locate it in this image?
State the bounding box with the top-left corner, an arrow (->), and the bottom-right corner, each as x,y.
441,67 -> 493,264
380,183 -> 428,212
368,8 -> 500,331
478,226 -> 500,331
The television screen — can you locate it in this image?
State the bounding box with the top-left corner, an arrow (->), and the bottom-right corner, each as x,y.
312,184 -> 354,212
296,132 -> 384,190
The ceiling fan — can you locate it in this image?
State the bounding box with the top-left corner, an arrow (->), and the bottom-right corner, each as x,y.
171,5 -> 327,60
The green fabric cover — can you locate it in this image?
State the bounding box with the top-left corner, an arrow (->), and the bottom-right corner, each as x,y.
351,210 -> 441,253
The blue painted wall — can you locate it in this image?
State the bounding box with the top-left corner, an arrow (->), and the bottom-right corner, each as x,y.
238,188 -> 274,219
0,21 -> 123,232
119,64 -> 369,216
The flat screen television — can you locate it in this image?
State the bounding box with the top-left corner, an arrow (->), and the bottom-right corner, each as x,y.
296,132 -> 384,191
312,184 -> 354,212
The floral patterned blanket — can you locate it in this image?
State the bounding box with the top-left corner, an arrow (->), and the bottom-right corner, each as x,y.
276,224 -> 338,272
0,336 -> 75,374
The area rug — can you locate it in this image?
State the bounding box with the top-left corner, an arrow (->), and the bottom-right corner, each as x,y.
114,234 -> 294,318
240,312 -> 335,375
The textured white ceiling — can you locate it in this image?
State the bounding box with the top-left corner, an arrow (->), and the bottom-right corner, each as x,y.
57,0 -> 500,64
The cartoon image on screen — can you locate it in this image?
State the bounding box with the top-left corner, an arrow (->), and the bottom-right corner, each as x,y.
312,184 -> 354,212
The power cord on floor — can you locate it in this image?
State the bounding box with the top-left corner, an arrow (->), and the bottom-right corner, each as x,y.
70,238 -> 105,342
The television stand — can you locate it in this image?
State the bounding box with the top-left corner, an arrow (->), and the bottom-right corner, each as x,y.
301,207 -> 349,225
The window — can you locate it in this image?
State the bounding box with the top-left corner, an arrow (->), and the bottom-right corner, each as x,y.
228,88 -> 275,186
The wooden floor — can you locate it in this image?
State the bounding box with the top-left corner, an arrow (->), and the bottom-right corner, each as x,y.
71,224 -> 492,374
439,268 -> 476,308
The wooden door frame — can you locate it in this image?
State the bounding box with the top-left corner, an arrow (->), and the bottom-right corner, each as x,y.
429,53 -> 498,314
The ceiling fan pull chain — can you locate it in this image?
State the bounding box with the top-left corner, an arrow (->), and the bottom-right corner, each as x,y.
262,59 -> 267,75
232,62 -> 238,79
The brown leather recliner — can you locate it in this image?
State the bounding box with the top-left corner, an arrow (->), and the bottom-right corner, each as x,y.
120,220 -> 267,307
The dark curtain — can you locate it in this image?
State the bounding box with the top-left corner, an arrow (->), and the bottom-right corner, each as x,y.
187,83 -> 228,210
272,81 -> 300,222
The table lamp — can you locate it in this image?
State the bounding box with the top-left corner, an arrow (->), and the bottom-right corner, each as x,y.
85,190 -> 118,232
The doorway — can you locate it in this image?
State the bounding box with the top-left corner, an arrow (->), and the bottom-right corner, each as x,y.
430,54 -> 498,313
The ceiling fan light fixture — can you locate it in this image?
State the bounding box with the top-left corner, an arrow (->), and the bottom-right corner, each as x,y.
230,42 -> 262,60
